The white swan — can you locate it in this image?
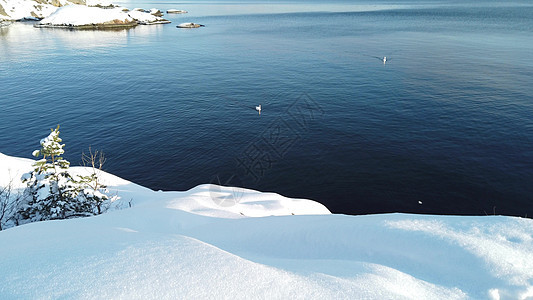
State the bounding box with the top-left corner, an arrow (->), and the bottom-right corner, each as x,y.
255,105 -> 261,115
370,55 -> 392,64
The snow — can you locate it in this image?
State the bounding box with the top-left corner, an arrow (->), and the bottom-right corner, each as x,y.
177,22 -> 204,28
39,129 -> 63,153
0,0 -> 112,20
167,9 -> 187,14
1,152 -> 532,299
35,5 -> 170,27
0,0 -> 117,20
0,0 -> 61,20
126,9 -> 160,24
37,5 -> 134,27
1,0 -> 170,24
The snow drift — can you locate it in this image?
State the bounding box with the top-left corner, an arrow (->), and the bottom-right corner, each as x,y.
1,152 -> 532,299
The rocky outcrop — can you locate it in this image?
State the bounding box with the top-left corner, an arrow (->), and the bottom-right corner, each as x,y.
34,5 -> 170,28
176,22 -> 204,28
34,5 -> 133,27
0,0 -> 86,20
167,9 -> 187,14
126,9 -> 169,25
0,4 -> 7,18
33,0 -> 84,6
149,8 -> 162,17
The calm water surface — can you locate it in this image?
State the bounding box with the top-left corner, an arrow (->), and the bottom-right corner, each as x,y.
1,0 -> 532,216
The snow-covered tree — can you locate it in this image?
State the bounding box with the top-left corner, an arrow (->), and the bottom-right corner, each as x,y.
18,126 -> 108,223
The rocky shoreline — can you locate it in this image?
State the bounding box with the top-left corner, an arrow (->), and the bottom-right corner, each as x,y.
34,22 -> 137,29
0,20 -> 12,27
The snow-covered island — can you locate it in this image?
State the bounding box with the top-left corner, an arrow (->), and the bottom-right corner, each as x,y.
35,5 -> 170,28
1,151 -> 532,299
1,0 -> 172,27
0,0 -> 84,20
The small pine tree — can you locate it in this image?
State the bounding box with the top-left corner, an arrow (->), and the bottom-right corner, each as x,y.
19,126 -> 107,223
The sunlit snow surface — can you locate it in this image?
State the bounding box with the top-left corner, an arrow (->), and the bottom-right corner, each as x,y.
1,153 -> 532,299
36,5 -> 169,27
37,5 -> 133,26
0,0 -> 114,20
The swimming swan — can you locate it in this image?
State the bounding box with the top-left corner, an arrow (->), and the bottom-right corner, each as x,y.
379,56 -> 392,64
255,105 -> 261,115
370,55 -> 392,64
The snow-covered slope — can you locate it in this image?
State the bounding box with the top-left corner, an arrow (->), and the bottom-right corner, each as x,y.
0,152 -> 330,218
0,0 -> 84,20
1,152 -> 532,299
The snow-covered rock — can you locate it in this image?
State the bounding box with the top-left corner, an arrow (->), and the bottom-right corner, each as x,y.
127,9 -> 170,25
149,8 -> 162,16
35,5 -> 170,28
0,19 -> 12,26
0,0 -> 85,20
1,152 -> 532,299
177,22 -> 204,28
167,9 -> 187,14
35,5 -> 136,28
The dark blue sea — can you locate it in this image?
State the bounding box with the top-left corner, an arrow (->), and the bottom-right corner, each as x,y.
1,0 -> 532,217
